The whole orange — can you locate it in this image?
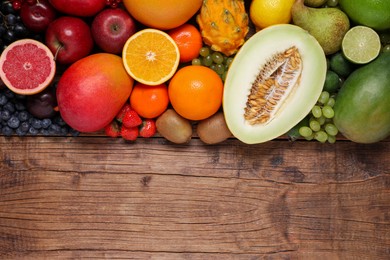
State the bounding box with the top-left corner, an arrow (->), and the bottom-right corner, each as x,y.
122,0 -> 202,30
168,65 -> 223,121
168,23 -> 203,63
130,82 -> 169,119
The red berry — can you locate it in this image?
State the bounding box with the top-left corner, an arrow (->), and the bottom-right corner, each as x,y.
104,120 -> 120,138
139,119 -> 157,138
122,109 -> 142,128
121,126 -> 138,141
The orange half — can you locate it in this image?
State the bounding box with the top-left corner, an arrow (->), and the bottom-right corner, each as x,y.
122,29 -> 180,86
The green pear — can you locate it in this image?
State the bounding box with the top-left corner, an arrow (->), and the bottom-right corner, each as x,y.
292,0 -> 350,55
304,0 -> 327,7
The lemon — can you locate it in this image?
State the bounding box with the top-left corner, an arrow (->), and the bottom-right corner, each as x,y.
249,0 -> 295,30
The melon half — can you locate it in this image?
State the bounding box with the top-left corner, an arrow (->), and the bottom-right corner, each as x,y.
223,24 -> 327,144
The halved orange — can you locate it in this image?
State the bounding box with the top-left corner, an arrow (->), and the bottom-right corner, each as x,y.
122,28 -> 180,86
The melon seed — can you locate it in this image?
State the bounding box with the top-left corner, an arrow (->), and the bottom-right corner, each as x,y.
244,46 -> 302,125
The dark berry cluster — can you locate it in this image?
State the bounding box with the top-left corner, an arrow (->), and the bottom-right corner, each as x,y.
0,86 -> 79,137
0,1 -> 38,52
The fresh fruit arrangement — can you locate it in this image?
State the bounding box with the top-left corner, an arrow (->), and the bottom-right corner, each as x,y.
0,0 -> 389,145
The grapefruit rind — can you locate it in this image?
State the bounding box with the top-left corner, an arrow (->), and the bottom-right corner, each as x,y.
0,39 -> 56,95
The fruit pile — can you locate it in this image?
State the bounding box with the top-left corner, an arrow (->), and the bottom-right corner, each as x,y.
0,0 -> 389,145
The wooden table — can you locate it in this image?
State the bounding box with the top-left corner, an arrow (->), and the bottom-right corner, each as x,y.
0,135 -> 389,259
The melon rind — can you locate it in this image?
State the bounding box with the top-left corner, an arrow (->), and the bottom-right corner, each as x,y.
223,24 -> 327,144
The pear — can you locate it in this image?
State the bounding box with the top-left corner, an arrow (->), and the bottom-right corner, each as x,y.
304,0 -> 327,7
292,0 -> 350,55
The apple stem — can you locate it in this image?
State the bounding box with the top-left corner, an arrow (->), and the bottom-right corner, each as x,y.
53,44 -> 63,61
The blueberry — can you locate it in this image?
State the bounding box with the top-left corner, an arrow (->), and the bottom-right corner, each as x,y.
4,89 -> 15,99
54,115 -> 67,126
41,118 -> 52,129
28,126 -> 39,136
69,129 -> 80,137
0,94 -> 7,106
19,121 -> 30,132
2,126 -> 13,136
40,129 -> 50,135
1,110 -> 11,121
31,118 -> 42,129
14,101 -> 26,111
4,102 -> 15,113
49,124 -> 62,135
7,115 -> 20,129
15,126 -> 27,136
18,111 -> 29,122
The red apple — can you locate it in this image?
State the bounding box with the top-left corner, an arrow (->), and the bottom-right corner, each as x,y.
45,16 -> 94,64
48,0 -> 106,17
91,8 -> 137,54
20,0 -> 57,33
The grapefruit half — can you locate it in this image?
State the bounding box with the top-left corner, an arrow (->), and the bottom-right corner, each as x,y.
0,39 -> 56,95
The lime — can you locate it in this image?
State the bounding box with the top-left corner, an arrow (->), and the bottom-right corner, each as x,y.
329,52 -> 354,77
341,26 -> 381,64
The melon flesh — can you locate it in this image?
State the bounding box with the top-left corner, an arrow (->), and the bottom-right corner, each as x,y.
223,24 -> 327,144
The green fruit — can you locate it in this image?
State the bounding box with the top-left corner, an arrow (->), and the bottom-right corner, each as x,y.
339,0 -> 390,31
329,52 -> 354,78
323,70 -> 341,93
223,24 -> 327,144
333,52 -> 390,143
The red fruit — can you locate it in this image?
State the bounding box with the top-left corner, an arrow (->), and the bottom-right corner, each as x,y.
0,39 -> 56,95
48,0 -> 106,17
121,126 -> 138,141
56,53 -> 134,133
122,109 -> 142,128
20,0 -> 57,33
45,16 -> 94,64
115,103 -> 131,123
104,120 -> 120,138
139,119 -> 156,138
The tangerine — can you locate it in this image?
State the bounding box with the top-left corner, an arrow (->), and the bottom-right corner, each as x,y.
123,0 -> 202,30
168,23 -> 203,63
130,82 -> 169,119
168,65 -> 223,121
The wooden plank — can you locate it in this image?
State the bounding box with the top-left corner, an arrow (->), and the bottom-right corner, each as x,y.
0,136 -> 389,259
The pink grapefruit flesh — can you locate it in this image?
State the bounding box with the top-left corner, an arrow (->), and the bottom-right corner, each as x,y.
0,39 -> 56,95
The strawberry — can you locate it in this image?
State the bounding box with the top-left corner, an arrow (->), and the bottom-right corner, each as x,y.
122,109 -> 142,128
121,126 -> 139,141
104,120 -> 120,138
139,119 -> 157,138
115,103 -> 132,123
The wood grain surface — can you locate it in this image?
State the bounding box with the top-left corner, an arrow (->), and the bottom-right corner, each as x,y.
0,136 -> 389,259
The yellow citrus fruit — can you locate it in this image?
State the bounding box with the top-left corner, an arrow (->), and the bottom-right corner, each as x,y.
122,28 -> 180,86
250,0 -> 295,30
122,0 -> 202,30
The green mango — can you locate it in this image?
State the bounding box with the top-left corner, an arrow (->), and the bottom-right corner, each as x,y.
333,53 -> 390,143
